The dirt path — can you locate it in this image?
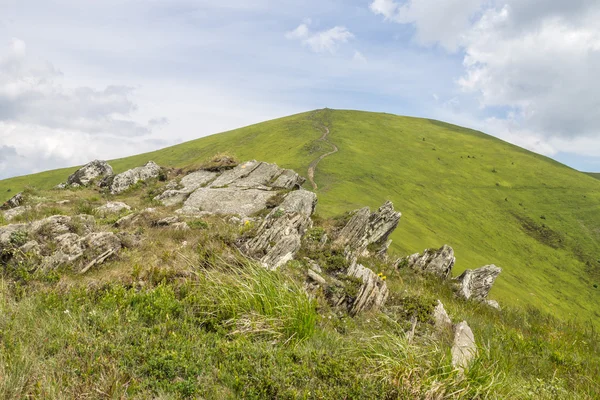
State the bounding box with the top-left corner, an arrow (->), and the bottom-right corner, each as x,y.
307,124 -> 338,191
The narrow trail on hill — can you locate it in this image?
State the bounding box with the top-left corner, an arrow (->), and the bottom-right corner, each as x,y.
307,124 -> 338,191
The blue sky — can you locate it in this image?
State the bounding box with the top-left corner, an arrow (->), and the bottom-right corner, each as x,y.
1,0 -> 600,178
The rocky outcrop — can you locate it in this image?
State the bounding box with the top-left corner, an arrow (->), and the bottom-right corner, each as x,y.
2,206 -> 28,221
405,245 -> 455,279
455,265 -> 502,302
451,321 -> 477,371
67,160 -> 113,187
94,202 -> 131,217
154,170 -> 218,206
346,261 -> 389,315
106,161 -> 162,194
177,161 -> 306,217
242,190 -> 317,269
2,192 -> 24,209
334,201 -> 401,257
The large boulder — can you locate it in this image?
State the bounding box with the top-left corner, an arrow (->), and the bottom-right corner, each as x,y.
241,190 -> 317,269
451,321 -> 477,371
154,170 -> 218,206
405,245 -> 455,279
334,201 -> 401,257
455,265 -> 502,301
67,160 -> 113,187
106,161 -> 162,194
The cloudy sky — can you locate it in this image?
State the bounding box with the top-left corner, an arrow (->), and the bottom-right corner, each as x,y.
1,0 -> 600,178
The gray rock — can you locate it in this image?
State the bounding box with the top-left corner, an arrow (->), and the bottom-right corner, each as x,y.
334,201 -> 401,257
171,222 -> 190,231
19,240 -> 40,255
406,245 -> 455,279
156,216 -> 179,226
155,170 -> 218,206
485,299 -> 501,310
242,191 -> 317,269
83,232 -> 122,255
433,300 -> 453,334
455,265 -> 502,301
107,161 -> 162,194
2,192 -> 24,209
180,188 -> 274,218
271,169 -> 306,189
54,183 -> 68,190
94,202 -> 131,217
451,321 -> 477,371
346,262 -> 389,315
30,215 -> 74,237
67,160 -> 113,187
3,206 -> 29,221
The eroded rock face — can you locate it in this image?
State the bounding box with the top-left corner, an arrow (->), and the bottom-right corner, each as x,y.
242,190 -> 317,269
455,265 -> 502,302
67,160 -> 113,187
106,161 -> 162,194
176,161 -> 306,216
154,170 -> 218,206
334,201 -> 401,257
451,321 -> 477,371
405,245 -> 455,279
2,192 -> 24,209
346,261 -> 389,315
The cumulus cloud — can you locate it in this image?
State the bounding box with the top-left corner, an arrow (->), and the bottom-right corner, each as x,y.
0,38 -> 168,179
286,22 -> 354,53
371,0 -> 600,152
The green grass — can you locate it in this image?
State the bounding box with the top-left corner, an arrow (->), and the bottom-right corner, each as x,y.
2,109 -> 600,324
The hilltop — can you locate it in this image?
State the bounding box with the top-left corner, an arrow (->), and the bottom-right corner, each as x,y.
2,109 -> 599,322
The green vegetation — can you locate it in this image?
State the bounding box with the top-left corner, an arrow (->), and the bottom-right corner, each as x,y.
1,110 -> 599,326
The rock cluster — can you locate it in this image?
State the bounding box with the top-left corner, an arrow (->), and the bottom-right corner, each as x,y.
0,215 -> 122,272
400,245 -> 501,308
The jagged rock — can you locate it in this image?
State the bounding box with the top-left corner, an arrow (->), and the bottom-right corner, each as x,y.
405,245 -> 455,279
2,192 -> 24,209
455,265 -> 502,301
154,170 -> 218,206
334,201 -> 401,257
451,321 -> 477,371
242,190 -> 317,269
67,160 -> 113,187
106,161 -> 162,194
94,202 -> 131,217
433,300 -> 453,334
3,206 -> 29,221
346,262 -> 389,315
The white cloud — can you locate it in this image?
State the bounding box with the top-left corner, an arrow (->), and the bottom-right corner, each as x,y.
286,23 -> 354,54
353,50 -> 367,63
372,0 -> 600,151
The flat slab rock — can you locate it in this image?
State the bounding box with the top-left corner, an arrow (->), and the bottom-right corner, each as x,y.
154,170 -> 218,206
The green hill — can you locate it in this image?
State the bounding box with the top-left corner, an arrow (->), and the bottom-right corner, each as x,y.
2,109 -> 600,322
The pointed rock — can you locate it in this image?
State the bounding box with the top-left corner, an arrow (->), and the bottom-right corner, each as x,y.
455,264 -> 502,301
433,300 -> 453,334
67,160 -> 114,187
334,201 -> 401,257
405,245 -> 455,279
241,190 -> 316,269
451,321 -> 477,371
346,262 -> 389,315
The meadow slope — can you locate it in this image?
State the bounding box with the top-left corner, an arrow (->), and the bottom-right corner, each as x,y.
2,109 -> 600,322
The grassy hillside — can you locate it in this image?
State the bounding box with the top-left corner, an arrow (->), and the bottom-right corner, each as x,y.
2,109 -> 600,323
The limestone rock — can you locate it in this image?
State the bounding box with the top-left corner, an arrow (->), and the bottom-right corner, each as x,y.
94,202 -> 131,217
346,262 -> 389,315
455,265 -> 502,301
156,216 -> 179,226
171,222 -> 190,231
3,206 -> 29,221
2,192 -> 24,209
83,232 -> 122,255
242,190 -> 317,269
155,170 -> 218,206
451,321 -> 477,371
106,161 -> 162,194
485,299 -> 501,310
433,300 -> 453,334
334,201 -> 401,257
67,160 -> 113,187
405,245 -> 455,279
180,188 -> 274,218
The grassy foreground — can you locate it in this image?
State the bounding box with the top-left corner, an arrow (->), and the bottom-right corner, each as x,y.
1,109 -> 599,322
0,182 -> 598,399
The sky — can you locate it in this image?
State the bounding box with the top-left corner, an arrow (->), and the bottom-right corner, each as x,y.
1,0 -> 600,179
